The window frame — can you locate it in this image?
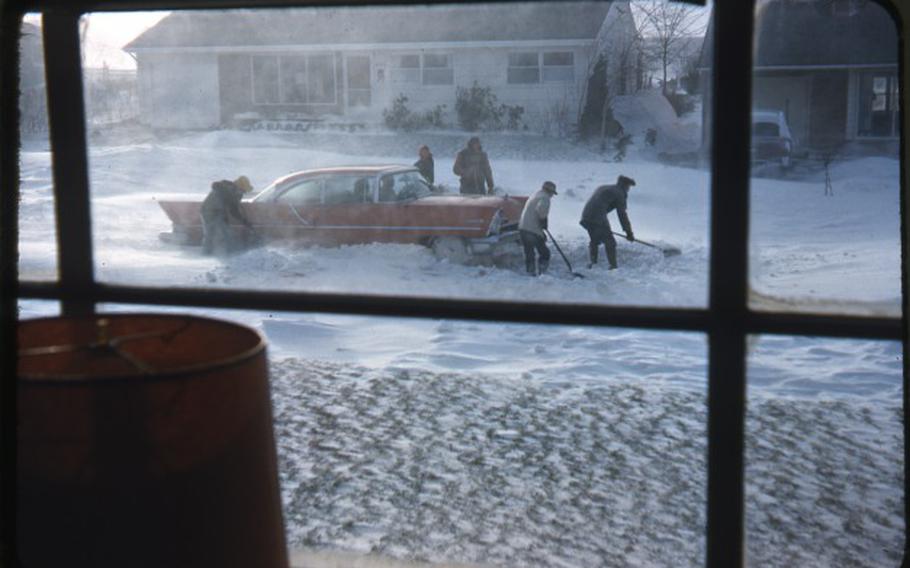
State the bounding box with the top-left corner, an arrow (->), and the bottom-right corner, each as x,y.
541,50 -> 574,83
1,2 -> 906,568
507,50 -> 540,84
507,51 -> 575,84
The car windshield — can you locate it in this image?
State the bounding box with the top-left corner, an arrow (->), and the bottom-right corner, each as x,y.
379,170 -> 433,202
752,121 -> 780,137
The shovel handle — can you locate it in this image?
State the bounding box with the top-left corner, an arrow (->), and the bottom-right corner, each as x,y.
612,231 -> 656,249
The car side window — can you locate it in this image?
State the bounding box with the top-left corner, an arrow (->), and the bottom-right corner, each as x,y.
276,178 -> 322,205
394,171 -> 431,200
378,175 -> 397,202
324,176 -> 364,205
353,177 -> 373,203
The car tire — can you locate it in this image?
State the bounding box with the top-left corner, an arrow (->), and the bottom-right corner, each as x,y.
432,237 -> 470,264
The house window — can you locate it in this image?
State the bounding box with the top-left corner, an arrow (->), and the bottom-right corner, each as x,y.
422,53 -> 454,86
253,53 -> 336,105
390,54 -> 421,83
542,51 -> 574,82
306,54 -> 336,104
857,71 -> 899,138
279,56 -> 307,104
508,52 -> 539,84
346,56 -> 371,107
251,55 -> 280,104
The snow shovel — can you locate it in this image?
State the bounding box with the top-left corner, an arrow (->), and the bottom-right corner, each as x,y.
544,229 -> 585,279
613,232 -> 681,257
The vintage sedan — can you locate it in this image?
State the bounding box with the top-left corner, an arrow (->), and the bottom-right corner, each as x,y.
158,165 -> 528,262
751,109 -> 794,169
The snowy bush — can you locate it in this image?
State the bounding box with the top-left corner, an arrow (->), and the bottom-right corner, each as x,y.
455,82 -> 524,132
541,99 -> 572,138
383,94 -> 447,131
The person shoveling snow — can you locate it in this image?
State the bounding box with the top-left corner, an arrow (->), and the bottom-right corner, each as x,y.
580,175 -> 636,270
518,180 -> 557,276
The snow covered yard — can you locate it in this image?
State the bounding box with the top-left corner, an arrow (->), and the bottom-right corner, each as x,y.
17,126 -> 904,566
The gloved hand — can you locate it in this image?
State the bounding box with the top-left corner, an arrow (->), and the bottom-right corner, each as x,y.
626,231 -> 635,242
541,231 -> 547,242
541,218 -> 548,231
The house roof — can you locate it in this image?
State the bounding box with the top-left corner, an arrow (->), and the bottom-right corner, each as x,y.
699,0 -> 898,69
125,2 -> 612,51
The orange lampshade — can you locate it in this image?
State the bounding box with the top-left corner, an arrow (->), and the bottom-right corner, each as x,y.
17,313 -> 288,567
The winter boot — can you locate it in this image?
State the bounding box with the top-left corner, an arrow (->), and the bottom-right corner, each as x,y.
538,258 -> 549,274
606,244 -> 618,270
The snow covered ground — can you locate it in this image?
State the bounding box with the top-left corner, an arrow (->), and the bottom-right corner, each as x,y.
17,126 -> 904,566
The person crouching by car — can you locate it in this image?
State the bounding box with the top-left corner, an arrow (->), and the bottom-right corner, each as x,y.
414,145 -> 435,186
453,136 -> 494,195
580,174 -> 635,270
518,181 -> 557,276
201,175 -> 255,256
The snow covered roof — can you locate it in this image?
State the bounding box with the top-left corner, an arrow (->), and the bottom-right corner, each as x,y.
699,0 -> 898,70
125,2 -> 612,51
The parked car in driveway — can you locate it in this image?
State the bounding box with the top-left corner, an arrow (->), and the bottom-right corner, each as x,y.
159,165 -> 528,262
751,109 -> 794,168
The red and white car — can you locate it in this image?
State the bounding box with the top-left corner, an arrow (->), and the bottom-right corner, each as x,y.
159,165 -> 528,262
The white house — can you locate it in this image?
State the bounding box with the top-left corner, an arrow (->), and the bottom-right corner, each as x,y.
124,2 -> 638,131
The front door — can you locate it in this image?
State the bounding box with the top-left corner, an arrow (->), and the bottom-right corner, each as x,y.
345,55 -> 371,109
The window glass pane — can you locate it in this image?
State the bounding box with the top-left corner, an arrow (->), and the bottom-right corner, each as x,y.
748,0 -> 901,317
18,299 -> 60,320
509,52 -> 538,67
94,303 -> 708,567
508,67 -> 540,84
279,56 -> 307,104
422,53 -> 449,68
253,56 -> 280,104
543,51 -> 573,67
306,53 -> 336,104
276,179 -> 322,204
400,54 -> 420,68
81,3 -> 711,309
323,175 -> 365,204
746,335 -> 904,566
19,14 -> 57,281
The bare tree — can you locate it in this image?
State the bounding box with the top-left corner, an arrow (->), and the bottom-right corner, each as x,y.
633,0 -> 706,95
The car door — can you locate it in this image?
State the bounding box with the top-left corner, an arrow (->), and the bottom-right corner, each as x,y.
246,177 -> 322,243
315,174 -> 378,245
375,171 -> 456,244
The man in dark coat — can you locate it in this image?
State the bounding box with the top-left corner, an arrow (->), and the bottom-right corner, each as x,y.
580,175 -> 636,269
453,137 -> 494,195
414,145 -> 435,185
200,175 -> 255,256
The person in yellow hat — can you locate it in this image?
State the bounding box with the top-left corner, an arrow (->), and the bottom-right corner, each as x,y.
200,175 -> 255,256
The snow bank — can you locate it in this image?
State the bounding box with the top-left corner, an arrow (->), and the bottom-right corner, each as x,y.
610,90 -> 701,155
